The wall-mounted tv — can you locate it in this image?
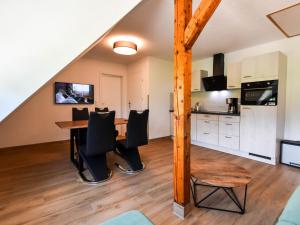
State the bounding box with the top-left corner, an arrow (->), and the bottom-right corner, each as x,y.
55,82 -> 94,104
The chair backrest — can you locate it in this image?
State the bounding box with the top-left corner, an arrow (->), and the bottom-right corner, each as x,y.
72,108 -> 89,121
86,111 -> 116,156
95,107 -> 109,113
126,110 -> 149,149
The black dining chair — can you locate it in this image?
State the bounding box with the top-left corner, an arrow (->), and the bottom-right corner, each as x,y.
95,107 -> 109,113
78,111 -> 116,184
72,108 -> 89,155
114,109 -> 149,174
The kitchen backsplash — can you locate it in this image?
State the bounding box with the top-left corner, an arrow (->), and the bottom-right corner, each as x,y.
191,89 -> 241,112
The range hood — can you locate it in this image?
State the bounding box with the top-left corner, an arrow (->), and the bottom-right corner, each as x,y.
202,53 -> 227,91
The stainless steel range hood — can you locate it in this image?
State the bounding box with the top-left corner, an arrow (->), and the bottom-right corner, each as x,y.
202,53 -> 227,91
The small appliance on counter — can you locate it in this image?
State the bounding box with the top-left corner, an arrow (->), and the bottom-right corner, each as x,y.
226,98 -> 239,114
193,102 -> 202,112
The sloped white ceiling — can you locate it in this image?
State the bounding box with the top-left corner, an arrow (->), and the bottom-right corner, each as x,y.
85,0 -> 300,64
0,0 -> 142,122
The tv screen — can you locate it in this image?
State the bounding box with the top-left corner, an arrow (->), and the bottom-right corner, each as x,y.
55,82 -> 94,104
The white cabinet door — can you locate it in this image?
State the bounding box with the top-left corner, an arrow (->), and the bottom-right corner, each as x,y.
197,132 -> 219,145
191,70 -> 201,92
197,120 -> 218,134
227,62 -> 241,89
241,52 -> 280,82
256,52 -> 279,80
191,114 -> 197,141
196,119 -> 218,145
219,121 -> 240,137
219,135 -> 240,150
240,106 -> 277,157
241,57 -> 256,82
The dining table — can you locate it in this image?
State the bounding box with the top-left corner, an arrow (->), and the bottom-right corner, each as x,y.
55,118 -> 128,169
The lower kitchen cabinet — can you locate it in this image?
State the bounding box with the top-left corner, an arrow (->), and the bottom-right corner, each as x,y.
191,114 -> 197,141
219,135 -> 239,150
196,114 -> 219,145
197,132 -> 218,145
240,106 -> 277,158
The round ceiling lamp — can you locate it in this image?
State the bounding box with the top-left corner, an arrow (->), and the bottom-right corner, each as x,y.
113,41 -> 137,55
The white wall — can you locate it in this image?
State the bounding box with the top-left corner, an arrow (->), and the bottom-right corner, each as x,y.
127,57 -> 173,139
148,57 -> 173,139
0,58 -> 128,149
192,36 -> 300,141
0,0 -> 142,122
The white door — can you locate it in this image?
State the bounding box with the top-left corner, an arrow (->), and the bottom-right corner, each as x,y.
99,74 -> 122,117
99,74 -> 123,134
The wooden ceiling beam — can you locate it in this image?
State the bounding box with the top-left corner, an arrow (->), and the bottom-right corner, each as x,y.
184,0 -> 222,49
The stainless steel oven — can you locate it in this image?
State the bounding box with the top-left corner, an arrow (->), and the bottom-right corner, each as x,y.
241,80 -> 278,106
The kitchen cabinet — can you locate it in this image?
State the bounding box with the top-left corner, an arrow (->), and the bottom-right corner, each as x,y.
191,70 -> 208,92
219,115 -> 240,150
227,62 -> 241,89
196,114 -> 219,145
241,51 -> 282,82
191,114 -> 197,141
240,106 -> 277,158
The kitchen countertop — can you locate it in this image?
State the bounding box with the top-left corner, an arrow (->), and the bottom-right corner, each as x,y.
169,109 -> 240,116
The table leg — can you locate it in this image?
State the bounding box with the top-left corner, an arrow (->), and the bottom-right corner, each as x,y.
70,129 -> 79,169
191,182 -> 249,214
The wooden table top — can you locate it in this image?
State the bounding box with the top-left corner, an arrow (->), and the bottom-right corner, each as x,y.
55,118 -> 127,129
191,159 -> 251,188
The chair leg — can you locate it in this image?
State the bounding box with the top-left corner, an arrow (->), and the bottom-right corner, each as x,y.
114,146 -> 145,174
78,155 -> 84,172
78,153 -> 113,184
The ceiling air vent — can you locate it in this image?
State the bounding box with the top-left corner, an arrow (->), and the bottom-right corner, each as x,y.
267,3 -> 300,38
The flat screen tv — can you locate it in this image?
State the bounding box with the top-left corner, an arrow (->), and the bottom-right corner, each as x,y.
55,82 -> 94,104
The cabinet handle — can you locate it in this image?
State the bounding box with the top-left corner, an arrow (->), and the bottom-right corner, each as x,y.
226,123 -> 232,126
225,136 -> 232,139
242,107 -> 251,110
225,116 -> 232,119
203,132 -> 209,135
243,75 -> 252,78
228,85 -> 235,88
204,121 -> 210,123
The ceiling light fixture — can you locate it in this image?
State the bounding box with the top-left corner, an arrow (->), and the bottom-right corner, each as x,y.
113,41 -> 137,55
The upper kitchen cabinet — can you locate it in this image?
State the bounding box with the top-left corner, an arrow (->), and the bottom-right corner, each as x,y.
241,51 -> 285,82
191,70 -> 208,92
227,62 -> 241,89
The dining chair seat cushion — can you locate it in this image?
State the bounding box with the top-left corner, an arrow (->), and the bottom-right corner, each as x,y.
99,210 -> 154,225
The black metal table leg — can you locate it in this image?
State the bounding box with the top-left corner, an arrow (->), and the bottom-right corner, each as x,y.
70,129 -> 79,169
191,177 -> 248,214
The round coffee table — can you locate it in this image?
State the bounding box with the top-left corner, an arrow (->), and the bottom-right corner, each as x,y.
191,159 -> 251,214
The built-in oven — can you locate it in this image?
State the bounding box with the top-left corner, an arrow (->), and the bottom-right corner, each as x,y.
241,80 -> 278,106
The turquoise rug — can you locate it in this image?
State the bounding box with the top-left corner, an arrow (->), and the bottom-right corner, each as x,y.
99,210 -> 154,225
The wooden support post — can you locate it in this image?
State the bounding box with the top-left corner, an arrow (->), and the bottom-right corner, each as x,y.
173,0 -> 192,218
173,0 -> 221,219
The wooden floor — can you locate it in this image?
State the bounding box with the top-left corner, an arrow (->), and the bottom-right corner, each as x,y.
0,138 -> 300,225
